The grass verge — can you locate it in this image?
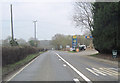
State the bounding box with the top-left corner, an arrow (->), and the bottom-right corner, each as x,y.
2,51 -> 44,77
89,53 -> 119,61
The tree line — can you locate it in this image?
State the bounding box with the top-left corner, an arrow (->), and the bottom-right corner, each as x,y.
73,2 -> 119,54
2,36 -> 40,47
2,34 -> 91,50
51,34 -> 91,50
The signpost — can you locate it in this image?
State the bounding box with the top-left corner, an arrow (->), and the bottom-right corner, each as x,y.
84,35 -> 93,49
112,50 -> 117,58
72,35 -> 77,51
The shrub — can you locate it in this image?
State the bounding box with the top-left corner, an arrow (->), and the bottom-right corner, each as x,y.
2,46 -> 43,66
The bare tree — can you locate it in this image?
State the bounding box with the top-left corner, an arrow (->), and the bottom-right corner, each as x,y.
17,38 -> 27,46
51,34 -> 72,50
2,36 -> 11,46
73,2 -> 94,33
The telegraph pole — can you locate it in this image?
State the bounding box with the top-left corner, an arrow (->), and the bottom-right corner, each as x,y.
10,4 -> 14,41
33,20 -> 37,47
33,20 -> 37,40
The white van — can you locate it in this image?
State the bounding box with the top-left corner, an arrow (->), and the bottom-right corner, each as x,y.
79,45 -> 86,50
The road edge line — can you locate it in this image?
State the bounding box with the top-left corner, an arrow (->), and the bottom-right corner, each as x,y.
7,53 -> 40,81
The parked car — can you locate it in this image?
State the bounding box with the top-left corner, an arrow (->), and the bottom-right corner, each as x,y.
79,45 -> 86,50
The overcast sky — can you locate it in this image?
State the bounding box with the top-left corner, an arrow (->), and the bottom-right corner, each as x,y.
1,0 -> 90,41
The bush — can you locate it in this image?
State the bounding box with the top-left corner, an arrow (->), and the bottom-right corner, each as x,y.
2,46 -> 43,66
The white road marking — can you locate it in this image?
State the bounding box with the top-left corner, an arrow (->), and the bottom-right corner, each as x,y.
73,78 -> 80,83
73,78 -> 79,81
104,68 -> 118,73
63,64 -> 66,67
7,54 -> 40,81
55,53 -> 92,83
86,67 -> 119,76
92,68 -> 106,76
109,68 -> 118,71
86,68 -> 99,76
99,68 -> 113,76
59,59 -> 61,60
100,68 -> 118,75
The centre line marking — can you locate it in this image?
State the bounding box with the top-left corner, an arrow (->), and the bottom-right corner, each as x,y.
63,64 -> 66,67
59,59 -> 61,60
55,53 -> 92,83
73,78 -> 80,83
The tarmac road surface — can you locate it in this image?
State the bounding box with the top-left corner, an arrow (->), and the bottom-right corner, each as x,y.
5,50 -> 119,83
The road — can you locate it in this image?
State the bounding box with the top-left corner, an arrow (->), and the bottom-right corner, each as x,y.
6,50 -> 119,83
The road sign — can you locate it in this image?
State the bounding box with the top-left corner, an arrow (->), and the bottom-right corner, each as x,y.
73,35 -> 77,38
60,45 -> 62,49
72,35 -> 77,49
112,50 -> 117,58
66,45 -> 70,48
84,36 -> 93,39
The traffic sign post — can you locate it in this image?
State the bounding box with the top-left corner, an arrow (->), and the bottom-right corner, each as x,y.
112,50 -> 117,58
72,35 -> 77,51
